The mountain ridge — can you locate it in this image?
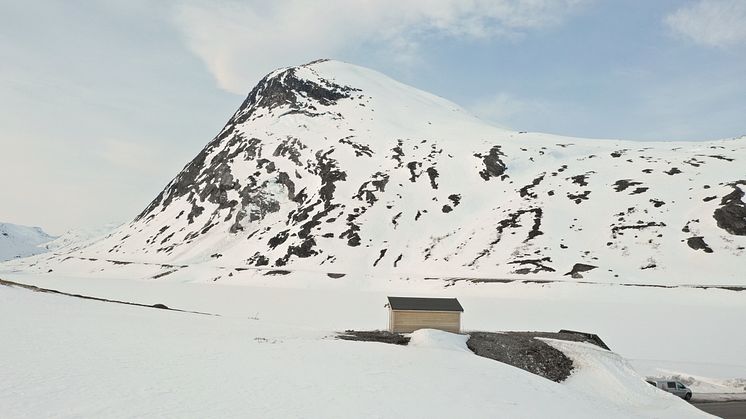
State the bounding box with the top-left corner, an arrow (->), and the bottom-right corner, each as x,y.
15,59 -> 746,284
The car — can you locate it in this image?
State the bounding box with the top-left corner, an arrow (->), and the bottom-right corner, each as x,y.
647,379 -> 692,400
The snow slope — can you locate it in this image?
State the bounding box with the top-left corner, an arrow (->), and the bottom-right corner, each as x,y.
18,59 -> 744,285
42,222 -> 120,253
0,284 -> 710,418
1,268 -> 743,388
0,223 -> 55,261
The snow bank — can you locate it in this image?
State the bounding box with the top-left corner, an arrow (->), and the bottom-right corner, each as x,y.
408,329 -> 470,352
541,339 -> 709,417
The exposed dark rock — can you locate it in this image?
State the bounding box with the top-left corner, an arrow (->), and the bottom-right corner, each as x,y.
426,167 -> 439,189
649,199 -> 665,207
564,263 -> 597,279
700,154 -> 734,162
373,249 -> 387,267
393,254 -> 403,267
442,205 -> 453,213
391,212 -> 402,227
519,174 -> 545,199
613,179 -> 642,192
268,230 -> 290,249
611,222 -> 666,239
339,137 -> 373,157
273,137 -> 306,166
232,62 -> 359,125
264,270 -> 291,276
567,191 -> 591,204
353,172 -> 389,205
391,140 -> 404,167
315,149 -> 347,205
275,237 -> 319,265
664,167 -> 682,175
508,257 -> 555,274
687,236 -> 713,253
569,172 -> 593,187
406,161 -> 422,182
248,253 -> 269,266
713,183 -> 746,235
327,273 -> 346,279
470,207 -> 544,268
474,146 -> 507,181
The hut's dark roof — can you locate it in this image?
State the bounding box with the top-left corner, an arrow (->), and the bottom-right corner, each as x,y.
387,296 -> 463,312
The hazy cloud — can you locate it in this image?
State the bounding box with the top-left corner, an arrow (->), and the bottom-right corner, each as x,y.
173,0 -> 589,94
665,0 -> 746,47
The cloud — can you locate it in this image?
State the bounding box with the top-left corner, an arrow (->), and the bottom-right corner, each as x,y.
173,0 -> 588,94
665,0 -> 746,48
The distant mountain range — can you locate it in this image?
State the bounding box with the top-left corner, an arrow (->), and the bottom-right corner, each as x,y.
0,222 -> 119,262
0,223 -> 56,261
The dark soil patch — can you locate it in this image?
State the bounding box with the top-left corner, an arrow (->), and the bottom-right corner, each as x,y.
467,331 -> 608,383
336,330 -> 410,345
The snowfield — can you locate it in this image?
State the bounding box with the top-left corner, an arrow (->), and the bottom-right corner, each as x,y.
0,282 -> 711,418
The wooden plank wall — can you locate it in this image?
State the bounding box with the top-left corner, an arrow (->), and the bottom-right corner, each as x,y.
390,310 -> 461,333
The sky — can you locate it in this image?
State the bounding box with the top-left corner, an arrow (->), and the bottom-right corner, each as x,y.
1,0 -> 745,234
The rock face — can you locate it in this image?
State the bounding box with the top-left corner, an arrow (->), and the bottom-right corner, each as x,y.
713,182 -> 746,236
70,59 -> 746,282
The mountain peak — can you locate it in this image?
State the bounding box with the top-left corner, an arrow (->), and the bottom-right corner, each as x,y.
230,59 -> 361,126
63,61 -> 745,285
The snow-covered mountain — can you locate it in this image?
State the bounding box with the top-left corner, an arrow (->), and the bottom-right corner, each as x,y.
34,59 -> 746,284
42,223 -> 121,253
0,223 -> 56,261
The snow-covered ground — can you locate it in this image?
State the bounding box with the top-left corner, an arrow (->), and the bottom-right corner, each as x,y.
0,278 -> 711,418
1,263 -> 743,409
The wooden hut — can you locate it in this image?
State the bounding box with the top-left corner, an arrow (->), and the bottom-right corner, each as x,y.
387,296 -> 463,333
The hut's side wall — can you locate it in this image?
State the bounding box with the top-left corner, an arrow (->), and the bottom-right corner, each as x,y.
390,310 -> 461,333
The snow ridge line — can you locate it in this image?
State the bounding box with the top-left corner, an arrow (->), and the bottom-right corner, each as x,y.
428,277 -> 746,292
0,278 -> 218,316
